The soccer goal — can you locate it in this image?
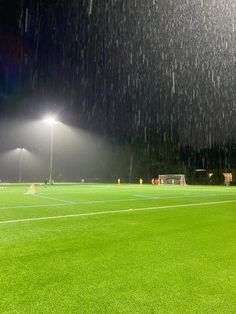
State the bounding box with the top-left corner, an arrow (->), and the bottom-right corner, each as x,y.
158,174 -> 186,185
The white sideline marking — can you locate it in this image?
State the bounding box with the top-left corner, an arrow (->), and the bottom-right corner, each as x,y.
0,199 -> 236,225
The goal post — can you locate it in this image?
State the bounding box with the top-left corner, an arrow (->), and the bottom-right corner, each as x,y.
158,174 -> 186,186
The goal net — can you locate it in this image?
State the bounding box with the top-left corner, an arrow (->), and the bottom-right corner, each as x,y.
158,174 -> 186,185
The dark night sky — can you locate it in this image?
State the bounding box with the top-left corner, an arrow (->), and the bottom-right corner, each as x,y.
1,0 -> 236,150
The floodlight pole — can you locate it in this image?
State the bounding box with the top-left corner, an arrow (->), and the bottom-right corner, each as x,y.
43,116 -> 58,184
49,123 -> 54,185
18,148 -> 24,183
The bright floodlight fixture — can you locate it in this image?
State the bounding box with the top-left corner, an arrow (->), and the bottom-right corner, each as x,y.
43,116 -> 58,125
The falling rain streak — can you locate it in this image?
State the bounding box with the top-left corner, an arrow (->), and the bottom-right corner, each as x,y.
88,0 -> 93,15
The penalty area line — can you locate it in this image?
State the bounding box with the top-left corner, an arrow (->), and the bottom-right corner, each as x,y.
0,199 -> 236,225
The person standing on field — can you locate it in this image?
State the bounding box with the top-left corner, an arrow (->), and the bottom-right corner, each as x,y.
44,178 -> 48,187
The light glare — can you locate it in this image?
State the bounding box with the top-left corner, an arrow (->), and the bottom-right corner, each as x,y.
43,116 -> 58,125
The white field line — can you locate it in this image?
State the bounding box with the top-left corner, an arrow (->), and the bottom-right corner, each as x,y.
0,199 -> 236,225
133,193 -> 236,199
0,203 -> 69,211
133,194 -> 160,198
36,192 -> 236,205
33,195 -> 161,205
0,193 -> 236,211
0,196 -> 157,211
33,194 -> 76,204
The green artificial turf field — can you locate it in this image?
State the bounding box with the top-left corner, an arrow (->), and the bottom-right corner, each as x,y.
0,183 -> 236,313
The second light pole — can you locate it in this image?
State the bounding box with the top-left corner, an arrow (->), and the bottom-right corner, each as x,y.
44,116 -> 58,184
17,147 -> 25,183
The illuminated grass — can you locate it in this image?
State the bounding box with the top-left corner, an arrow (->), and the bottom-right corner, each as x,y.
0,184 -> 236,313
